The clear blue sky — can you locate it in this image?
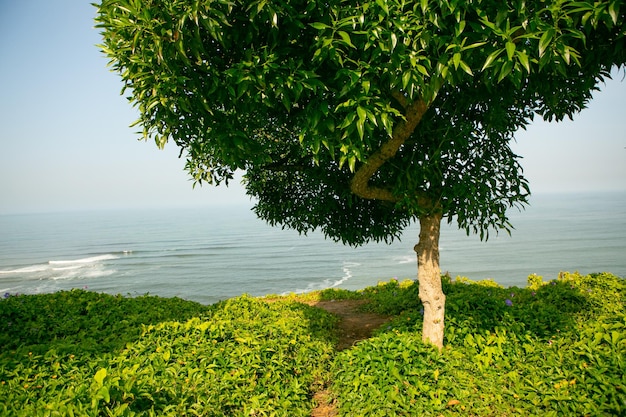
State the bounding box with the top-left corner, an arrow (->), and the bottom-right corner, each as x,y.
1,1 -> 625,214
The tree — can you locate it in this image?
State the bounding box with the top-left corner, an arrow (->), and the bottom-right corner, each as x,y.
96,0 -> 625,348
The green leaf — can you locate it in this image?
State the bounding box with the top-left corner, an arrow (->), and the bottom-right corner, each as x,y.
310,22 -> 329,30
461,41 -> 487,51
459,60 -> 473,76
437,62 -> 449,79
380,112 -> 393,137
94,368 -> 107,387
538,28 -> 555,58
338,31 -> 356,48
98,386 -> 111,403
562,45 -> 571,64
481,49 -> 502,71
516,50 -> 531,73
348,155 -> 357,172
362,79 -> 371,94
356,106 -> 367,123
497,60 -> 514,82
456,20 -> 466,36
366,109 -> 378,126
416,64 -> 429,76
338,154 -> 347,169
402,71 -> 411,89
479,16 -> 497,31
390,33 -> 398,51
608,2 -> 619,25
452,52 -> 462,68
505,41 -> 516,60
356,117 -> 365,140
375,0 -> 389,15
256,0 -> 267,13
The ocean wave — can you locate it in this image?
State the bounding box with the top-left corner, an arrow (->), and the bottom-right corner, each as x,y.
339,261 -> 360,284
50,267 -> 116,281
393,255 -> 415,265
48,254 -> 119,265
0,264 -> 49,274
50,265 -> 83,272
285,261 -> 361,294
0,254 -> 119,282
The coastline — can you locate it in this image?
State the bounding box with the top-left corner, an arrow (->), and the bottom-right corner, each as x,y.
1,191 -> 625,302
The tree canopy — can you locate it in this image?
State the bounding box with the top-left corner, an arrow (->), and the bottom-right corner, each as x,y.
96,0 -> 625,347
97,0 -> 624,242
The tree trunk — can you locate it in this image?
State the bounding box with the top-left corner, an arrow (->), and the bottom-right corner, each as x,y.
414,212 -> 445,349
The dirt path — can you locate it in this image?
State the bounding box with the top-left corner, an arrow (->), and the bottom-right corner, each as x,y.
311,299 -> 391,350
308,299 -> 391,417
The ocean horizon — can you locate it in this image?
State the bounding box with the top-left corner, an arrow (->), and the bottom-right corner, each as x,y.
1,191 -> 624,305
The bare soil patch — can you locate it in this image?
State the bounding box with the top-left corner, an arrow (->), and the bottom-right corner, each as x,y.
308,299 -> 391,417
310,299 -> 391,350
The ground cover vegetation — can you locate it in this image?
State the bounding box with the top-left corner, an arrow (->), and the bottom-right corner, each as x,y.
1,271 -> 624,416
96,0 -> 626,347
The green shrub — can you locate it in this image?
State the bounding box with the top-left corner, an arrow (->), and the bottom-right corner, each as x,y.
361,278 -> 421,315
1,272 -> 623,416
331,272 -> 626,416
0,293 -> 336,416
264,287 -> 364,303
0,289 -> 210,358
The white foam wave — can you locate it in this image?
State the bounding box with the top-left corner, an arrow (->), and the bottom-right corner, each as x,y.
393,255 -> 414,265
50,267 -> 116,280
0,264 -> 49,274
337,261 -> 360,286
48,254 -> 119,265
0,254 -> 118,281
51,265 -> 83,272
284,261 -> 360,294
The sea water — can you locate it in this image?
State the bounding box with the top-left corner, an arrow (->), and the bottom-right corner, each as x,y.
1,192 -> 624,305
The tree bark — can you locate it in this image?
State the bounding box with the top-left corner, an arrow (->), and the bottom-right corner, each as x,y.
414,211 -> 445,349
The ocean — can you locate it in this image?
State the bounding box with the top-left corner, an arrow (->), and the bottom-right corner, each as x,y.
1,192 -> 624,305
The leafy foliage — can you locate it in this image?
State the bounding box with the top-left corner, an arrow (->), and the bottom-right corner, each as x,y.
265,287 -> 365,303
0,290 -> 209,357
1,272 -> 624,415
332,272 -> 626,416
0,292 -> 336,416
95,0 -> 626,245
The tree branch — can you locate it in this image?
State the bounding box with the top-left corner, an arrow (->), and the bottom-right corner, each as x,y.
391,90 -> 409,110
350,98 -> 429,201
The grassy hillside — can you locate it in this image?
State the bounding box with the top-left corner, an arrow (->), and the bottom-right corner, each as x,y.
1,271 -> 624,416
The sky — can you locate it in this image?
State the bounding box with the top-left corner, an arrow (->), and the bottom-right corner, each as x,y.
0,1 -> 624,215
